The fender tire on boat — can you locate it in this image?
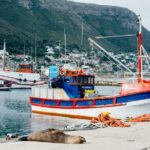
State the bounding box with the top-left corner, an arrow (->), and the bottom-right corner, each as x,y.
19,78 -> 22,82
23,78 -> 27,82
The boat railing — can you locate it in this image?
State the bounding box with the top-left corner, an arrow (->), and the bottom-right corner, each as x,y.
31,89 -> 150,109
31,86 -> 70,100
96,72 -> 150,84
30,95 -> 122,108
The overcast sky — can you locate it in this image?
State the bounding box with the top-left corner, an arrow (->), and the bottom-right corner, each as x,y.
71,0 -> 150,31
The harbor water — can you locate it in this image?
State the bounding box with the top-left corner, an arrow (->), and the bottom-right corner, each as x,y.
0,89 -> 81,138
0,86 -> 150,138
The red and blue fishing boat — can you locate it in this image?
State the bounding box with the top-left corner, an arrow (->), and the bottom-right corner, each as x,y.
30,16 -> 150,120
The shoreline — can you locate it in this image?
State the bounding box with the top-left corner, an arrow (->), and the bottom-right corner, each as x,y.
0,122 -> 150,150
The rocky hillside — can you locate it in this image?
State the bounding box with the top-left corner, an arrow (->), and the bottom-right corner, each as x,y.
0,0 -> 150,55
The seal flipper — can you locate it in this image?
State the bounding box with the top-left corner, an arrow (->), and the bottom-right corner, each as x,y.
18,136 -> 28,141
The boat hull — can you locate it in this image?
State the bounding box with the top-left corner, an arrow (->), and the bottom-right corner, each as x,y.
0,70 -> 44,87
30,90 -> 150,119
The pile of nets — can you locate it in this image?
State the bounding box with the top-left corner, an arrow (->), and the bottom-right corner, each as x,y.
127,114 -> 150,122
63,122 -> 108,131
91,112 -> 130,127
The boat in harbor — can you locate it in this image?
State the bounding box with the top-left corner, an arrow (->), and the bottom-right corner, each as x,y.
0,63 -> 44,89
30,16 -> 150,120
0,79 -> 11,91
0,42 -> 44,88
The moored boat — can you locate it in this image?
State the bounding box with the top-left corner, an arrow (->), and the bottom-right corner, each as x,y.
0,63 -> 44,88
30,16 -> 150,119
30,67 -> 150,119
0,80 -> 11,91
0,42 -> 44,88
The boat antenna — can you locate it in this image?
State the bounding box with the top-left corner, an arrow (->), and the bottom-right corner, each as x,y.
64,28 -> 66,64
137,15 -> 143,82
3,39 -> 6,71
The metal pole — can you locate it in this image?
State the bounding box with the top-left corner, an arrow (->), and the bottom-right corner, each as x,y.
137,15 -> 143,81
81,21 -> 83,48
59,40 -> 61,59
24,40 -> 26,61
3,40 -> 6,71
95,34 -> 136,39
88,38 -> 133,73
34,33 -> 37,70
64,28 -> 66,64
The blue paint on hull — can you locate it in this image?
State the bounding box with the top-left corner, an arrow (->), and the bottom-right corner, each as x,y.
117,92 -> 150,103
31,91 -> 150,108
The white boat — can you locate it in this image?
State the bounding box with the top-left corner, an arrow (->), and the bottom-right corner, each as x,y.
30,16 -> 150,120
0,41 -> 44,88
0,79 -> 11,90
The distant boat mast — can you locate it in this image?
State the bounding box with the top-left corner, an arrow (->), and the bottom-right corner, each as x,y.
80,20 -> 84,49
59,40 -> 61,59
64,28 -> 66,64
3,40 -> 6,71
24,40 -> 26,61
34,33 -> 37,69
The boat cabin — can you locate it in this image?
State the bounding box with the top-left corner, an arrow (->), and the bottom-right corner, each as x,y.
51,75 -> 95,98
16,64 -> 33,73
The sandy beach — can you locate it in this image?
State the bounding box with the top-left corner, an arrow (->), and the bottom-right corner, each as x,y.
0,122 -> 150,150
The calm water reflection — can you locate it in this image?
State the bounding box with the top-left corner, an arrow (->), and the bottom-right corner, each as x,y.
0,89 -> 82,137
0,89 -> 31,137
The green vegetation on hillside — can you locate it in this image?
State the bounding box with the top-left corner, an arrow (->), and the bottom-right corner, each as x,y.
0,0 -> 150,56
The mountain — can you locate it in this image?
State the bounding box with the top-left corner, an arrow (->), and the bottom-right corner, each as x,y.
0,0 -> 150,56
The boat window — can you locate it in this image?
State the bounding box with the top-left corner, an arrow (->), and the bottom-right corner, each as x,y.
72,76 -> 77,84
29,64 -> 33,69
84,76 -> 88,84
89,77 -> 92,84
71,76 -> 94,85
88,77 -> 91,84
90,77 -> 94,84
64,78 -> 69,82
80,77 -> 84,84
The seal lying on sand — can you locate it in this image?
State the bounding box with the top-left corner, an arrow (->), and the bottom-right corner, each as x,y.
19,129 -> 86,144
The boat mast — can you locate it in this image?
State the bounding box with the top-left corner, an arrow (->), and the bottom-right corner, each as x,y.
34,33 -> 37,70
81,20 -> 84,49
3,40 -> 6,71
24,40 -> 26,61
59,40 -> 61,59
64,28 -> 66,64
137,15 -> 143,82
